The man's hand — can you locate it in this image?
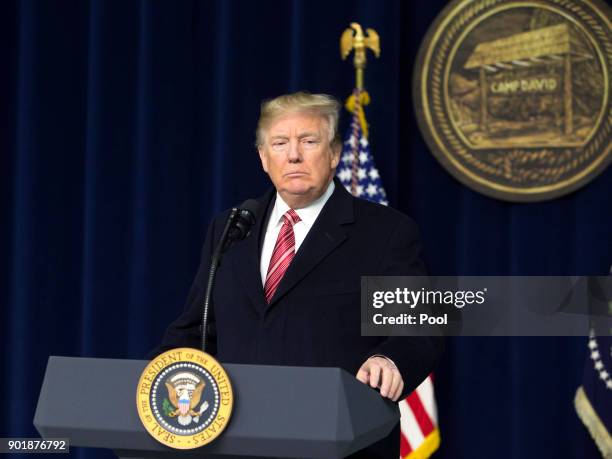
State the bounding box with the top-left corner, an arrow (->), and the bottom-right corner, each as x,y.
356,356 -> 404,401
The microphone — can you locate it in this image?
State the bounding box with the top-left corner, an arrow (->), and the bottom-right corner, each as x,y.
227,199 -> 260,245
201,199 -> 260,352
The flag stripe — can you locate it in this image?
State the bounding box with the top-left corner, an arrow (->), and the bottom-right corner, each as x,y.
406,390 -> 435,437
416,375 -> 438,425
399,398 -> 425,447
399,424 -> 413,457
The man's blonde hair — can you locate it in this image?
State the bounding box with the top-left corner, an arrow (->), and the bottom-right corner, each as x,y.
255,91 -> 341,148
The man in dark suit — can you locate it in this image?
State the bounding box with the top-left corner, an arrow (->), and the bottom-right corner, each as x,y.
155,92 -> 443,458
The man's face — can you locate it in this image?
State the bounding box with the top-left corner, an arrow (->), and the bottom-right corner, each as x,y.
258,112 -> 340,209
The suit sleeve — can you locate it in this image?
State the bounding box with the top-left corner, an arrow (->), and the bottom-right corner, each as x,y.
366,215 -> 445,399
147,218 -> 219,358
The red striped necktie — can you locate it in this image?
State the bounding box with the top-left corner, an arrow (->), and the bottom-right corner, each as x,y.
264,209 -> 301,304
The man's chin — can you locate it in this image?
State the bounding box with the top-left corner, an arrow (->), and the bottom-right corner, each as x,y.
281,179 -> 312,196
278,185 -> 319,207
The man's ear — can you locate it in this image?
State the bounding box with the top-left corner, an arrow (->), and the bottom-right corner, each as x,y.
258,146 -> 269,173
330,144 -> 341,169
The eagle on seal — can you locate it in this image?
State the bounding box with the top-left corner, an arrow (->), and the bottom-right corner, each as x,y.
165,381 -> 206,425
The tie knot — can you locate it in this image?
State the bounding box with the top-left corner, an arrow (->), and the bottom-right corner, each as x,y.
283,209 -> 301,226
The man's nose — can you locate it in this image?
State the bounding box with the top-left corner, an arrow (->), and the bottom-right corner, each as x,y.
287,140 -> 302,163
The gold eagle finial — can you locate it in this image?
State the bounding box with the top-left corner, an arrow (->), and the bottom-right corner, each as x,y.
340,22 -> 380,90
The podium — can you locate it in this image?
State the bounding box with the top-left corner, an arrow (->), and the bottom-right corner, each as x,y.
34,356 -> 399,458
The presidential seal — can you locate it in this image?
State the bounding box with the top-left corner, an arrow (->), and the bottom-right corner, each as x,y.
413,0 -> 611,201
136,348 -> 233,449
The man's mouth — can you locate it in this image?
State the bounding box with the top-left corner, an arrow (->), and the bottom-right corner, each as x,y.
285,172 -> 307,178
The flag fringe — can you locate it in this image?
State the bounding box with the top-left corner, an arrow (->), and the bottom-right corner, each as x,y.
574,386 -> 612,458
404,428 -> 441,459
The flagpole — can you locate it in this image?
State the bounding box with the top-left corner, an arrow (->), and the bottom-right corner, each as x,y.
340,22 -> 380,194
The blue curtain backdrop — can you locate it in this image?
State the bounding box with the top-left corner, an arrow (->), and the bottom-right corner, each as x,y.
1,1 -> 610,458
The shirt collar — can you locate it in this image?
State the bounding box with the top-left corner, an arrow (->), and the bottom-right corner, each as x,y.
271,180 -> 335,229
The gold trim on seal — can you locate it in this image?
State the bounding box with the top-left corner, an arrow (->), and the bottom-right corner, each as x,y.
136,348 -> 233,450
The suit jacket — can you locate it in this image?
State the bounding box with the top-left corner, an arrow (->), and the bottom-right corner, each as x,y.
155,178 -> 444,458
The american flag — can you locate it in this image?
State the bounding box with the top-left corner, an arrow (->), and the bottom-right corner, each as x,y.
337,112 -> 388,205
575,329 -> 612,458
337,90 -> 441,459
574,269 -> 612,458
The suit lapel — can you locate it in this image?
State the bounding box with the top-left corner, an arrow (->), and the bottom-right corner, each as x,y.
230,188 -> 275,314
267,179 -> 354,308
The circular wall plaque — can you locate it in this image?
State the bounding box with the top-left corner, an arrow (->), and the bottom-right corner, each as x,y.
413,0 -> 611,201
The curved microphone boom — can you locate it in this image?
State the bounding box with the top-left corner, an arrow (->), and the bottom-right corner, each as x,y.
201,199 -> 260,352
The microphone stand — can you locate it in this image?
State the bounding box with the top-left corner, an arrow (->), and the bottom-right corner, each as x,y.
201,208 -> 240,352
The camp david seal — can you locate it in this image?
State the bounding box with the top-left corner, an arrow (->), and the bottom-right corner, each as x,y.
413,0 -> 611,202
136,348 -> 233,449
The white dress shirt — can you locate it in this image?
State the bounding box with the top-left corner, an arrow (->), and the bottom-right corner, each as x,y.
260,180 -> 335,285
